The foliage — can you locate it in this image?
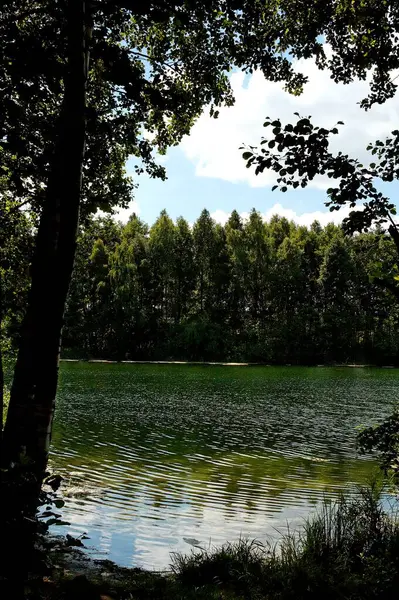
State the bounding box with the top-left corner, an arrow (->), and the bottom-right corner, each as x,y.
0,192 -> 33,435
2,385 -> 9,424
358,411 -> 399,486
2,0 -> 399,214
242,115 -> 398,233
242,118 -> 399,301
240,0 -> 399,295
55,210 -> 399,364
0,196 -> 34,347
0,0 -> 362,217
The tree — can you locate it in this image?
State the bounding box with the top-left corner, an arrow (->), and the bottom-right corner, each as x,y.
193,210 -> 217,314
109,215 -> 150,359
63,216 -> 123,357
4,205 -> 399,366
5,0 -> 343,471
318,236 -> 358,362
173,217 -> 195,325
272,236 -> 305,362
225,211 -> 246,332
295,223 -> 324,362
244,210 -> 272,327
2,0 -> 92,470
242,116 -> 399,301
148,210 -> 176,324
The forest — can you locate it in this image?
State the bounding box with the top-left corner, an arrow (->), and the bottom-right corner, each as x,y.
4,207 -> 399,365
3,1 -> 399,598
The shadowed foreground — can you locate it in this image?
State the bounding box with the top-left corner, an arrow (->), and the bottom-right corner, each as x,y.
8,485 -> 399,600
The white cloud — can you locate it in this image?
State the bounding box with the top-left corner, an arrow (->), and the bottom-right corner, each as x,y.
210,209 -> 234,226
181,56 -> 399,189
113,199 -> 140,223
211,203 -> 358,228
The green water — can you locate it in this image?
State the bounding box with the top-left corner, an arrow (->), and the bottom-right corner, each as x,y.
50,363 -> 398,569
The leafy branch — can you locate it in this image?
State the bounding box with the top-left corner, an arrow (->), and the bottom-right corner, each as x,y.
242,114 -> 399,298
242,115 -> 398,236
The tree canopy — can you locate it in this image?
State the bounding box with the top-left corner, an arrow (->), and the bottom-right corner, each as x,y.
39,210 -> 399,365
2,0 -> 399,213
241,1 -> 399,299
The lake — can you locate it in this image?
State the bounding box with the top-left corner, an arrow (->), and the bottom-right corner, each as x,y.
49,362 -> 398,569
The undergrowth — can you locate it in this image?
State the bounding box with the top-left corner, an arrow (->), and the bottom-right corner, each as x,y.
171,484 -> 399,599
4,484 -> 399,599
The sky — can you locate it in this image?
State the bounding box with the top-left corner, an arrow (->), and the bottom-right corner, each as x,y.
116,51 -> 399,228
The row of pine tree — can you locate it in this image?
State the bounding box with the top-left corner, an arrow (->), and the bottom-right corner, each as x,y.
58,209 -> 399,364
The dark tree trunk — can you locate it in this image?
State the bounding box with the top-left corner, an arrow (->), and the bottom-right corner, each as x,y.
2,0 -> 90,473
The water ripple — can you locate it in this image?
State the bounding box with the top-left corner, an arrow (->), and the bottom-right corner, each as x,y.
49,363 -> 397,569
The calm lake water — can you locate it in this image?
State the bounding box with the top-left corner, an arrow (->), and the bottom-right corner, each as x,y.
49,363 -> 398,569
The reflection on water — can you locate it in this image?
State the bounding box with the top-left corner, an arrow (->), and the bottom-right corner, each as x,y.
50,363 -> 397,569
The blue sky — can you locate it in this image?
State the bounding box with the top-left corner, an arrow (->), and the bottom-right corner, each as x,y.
119,54 -> 399,228
124,148 -> 327,226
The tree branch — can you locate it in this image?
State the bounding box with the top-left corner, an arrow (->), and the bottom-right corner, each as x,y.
0,4 -> 48,26
129,50 -> 182,77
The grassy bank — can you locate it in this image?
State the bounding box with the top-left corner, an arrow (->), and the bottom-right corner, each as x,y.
13,485 -> 399,600
171,486 -> 399,599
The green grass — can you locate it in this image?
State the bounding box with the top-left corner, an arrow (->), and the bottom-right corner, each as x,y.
6,482 -> 399,599
171,484 -> 399,599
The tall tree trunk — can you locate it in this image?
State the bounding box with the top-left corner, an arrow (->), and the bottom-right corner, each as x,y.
2,0 -> 90,473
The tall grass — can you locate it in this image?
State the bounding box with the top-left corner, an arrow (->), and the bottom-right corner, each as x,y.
172,485 -> 399,599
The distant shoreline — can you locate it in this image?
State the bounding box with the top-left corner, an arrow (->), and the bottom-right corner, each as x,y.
59,359 -> 398,368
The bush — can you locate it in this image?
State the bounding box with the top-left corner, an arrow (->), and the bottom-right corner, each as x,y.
358,412 -> 399,487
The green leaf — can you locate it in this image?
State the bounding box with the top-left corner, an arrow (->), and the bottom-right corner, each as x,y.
242,152 -> 253,160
